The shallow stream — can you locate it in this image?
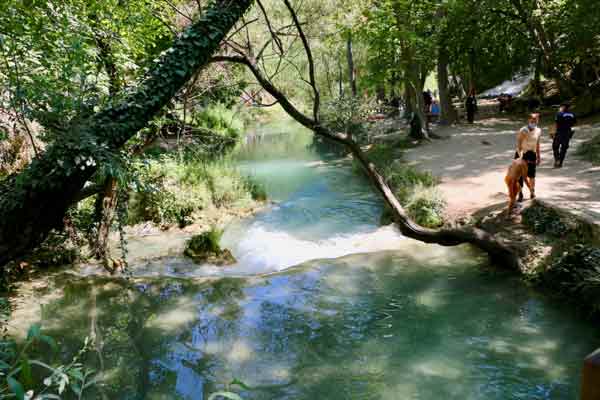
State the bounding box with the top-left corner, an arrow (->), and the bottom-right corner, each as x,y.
10,121 -> 599,399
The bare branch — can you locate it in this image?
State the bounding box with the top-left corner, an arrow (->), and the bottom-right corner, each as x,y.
282,0 -> 320,123
162,0 -> 193,23
227,17 -> 259,41
256,0 -> 284,54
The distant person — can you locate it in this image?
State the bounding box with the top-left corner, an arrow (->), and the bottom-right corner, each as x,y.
552,103 -> 576,168
498,93 -> 513,113
514,113 -> 542,201
465,89 -> 477,123
430,100 -> 440,122
423,90 -> 433,113
505,158 -> 531,213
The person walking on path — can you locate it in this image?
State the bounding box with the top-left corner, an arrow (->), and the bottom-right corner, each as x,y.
515,113 -> 542,201
465,89 -> 477,123
552,103 -> 576,168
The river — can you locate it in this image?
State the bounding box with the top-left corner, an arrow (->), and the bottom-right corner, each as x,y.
9,120 -> 599,399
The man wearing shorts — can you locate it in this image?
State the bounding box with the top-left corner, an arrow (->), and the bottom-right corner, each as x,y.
515,113 -> 542,202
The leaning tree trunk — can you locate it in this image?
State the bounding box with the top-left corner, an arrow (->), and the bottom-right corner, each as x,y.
212,53 -> 521,270
437,47 -> 457,125
0,0 -> 253,267
93,177 -> 118,267
93,34 -> 121,267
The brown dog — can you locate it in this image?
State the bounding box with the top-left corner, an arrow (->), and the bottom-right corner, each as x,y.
505,158 -> 530,212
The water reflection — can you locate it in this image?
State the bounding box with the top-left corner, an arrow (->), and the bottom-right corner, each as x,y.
15,250 -> 598,399
9,120 -> 598,399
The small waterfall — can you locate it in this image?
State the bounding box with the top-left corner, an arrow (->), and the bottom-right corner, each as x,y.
224,223 -> 404,273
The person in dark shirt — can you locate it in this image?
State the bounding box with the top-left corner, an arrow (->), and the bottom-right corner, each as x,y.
423,90 -> 433,113
465,89 -> 477,123
553,103 -> 576,168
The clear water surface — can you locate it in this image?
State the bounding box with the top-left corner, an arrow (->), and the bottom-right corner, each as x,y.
10,120 -> 599,399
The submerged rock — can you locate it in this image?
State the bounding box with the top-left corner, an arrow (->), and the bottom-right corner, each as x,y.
184,230 -> 237,266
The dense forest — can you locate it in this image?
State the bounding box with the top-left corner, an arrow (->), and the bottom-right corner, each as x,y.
1,0 -> 600,399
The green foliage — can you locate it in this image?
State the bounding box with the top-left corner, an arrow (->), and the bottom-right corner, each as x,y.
522,205 -> 572,237
406,185 -> 446,228
128,157 -> 211,227
128,156 -> 262,227
243,176 -> 267,202
0,324 -> 96,399
384,163 -> 438,204
184,227 -> 236,265
321,97 -> 369,138
186,228 -> 224,255
358,143 -> 444,228
576,134 -> 600,165
542,245 -> 600,315
193,103 -> 247,139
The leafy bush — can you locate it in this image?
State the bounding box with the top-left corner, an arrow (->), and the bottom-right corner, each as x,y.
193,103 -> 246,139
0,324 -> 97,399
406,185 -> 446,228
321,97 -> 370,139
128,156 -> 261,227
186,227 -> 223,255
385,163 -> 438,203
542,245 -> 600,315
242,176 -> 267,201
357,143 -> 445,228
128,158 -> 210,227
522,204 -> 572,237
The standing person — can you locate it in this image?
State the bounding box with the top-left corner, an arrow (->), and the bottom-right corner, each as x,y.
515,113 -> 542,201
423,90 -> 433,114
465,89 -> 477,123
430,100 -> 440,122
552,103 -> 576,168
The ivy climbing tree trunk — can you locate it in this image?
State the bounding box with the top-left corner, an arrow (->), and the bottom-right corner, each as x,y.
0,0 -> 254,267
93,34 -> 121,269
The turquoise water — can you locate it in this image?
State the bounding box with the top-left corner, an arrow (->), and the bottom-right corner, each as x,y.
10,121 -> 599,399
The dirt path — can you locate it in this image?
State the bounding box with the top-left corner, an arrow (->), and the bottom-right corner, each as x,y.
403,116 -> 600,224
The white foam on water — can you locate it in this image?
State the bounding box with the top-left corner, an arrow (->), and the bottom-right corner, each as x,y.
228,223 -> 404,273
480,73 -> 532,97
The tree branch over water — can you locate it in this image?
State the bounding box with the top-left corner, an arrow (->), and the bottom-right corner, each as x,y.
212,1 -> 520,269
0,0 -> 254,266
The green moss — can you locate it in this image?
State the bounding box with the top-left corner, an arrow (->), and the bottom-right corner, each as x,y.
186,228 -> 223,255
184,228 -> 236,266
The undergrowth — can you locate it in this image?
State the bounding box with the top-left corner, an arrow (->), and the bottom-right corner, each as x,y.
522,203 -> 600,316
128,156 -> 266,227
193,102 -> 247,139
576,133 -> 600,165
358,143 -> 445,228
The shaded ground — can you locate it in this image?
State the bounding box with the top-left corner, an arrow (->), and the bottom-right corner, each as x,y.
403,116 -> 600,224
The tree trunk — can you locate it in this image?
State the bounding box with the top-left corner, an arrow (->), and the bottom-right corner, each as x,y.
437,47 -> 457,125
406,69 -> 429,139
404,84 -> 413,118
346,33 -> 357,98
213,54 -> 521,270
93,177 -> 118,268
338,58 -> 344,98
0,0 -> 253,267
93,34 -> 122,266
